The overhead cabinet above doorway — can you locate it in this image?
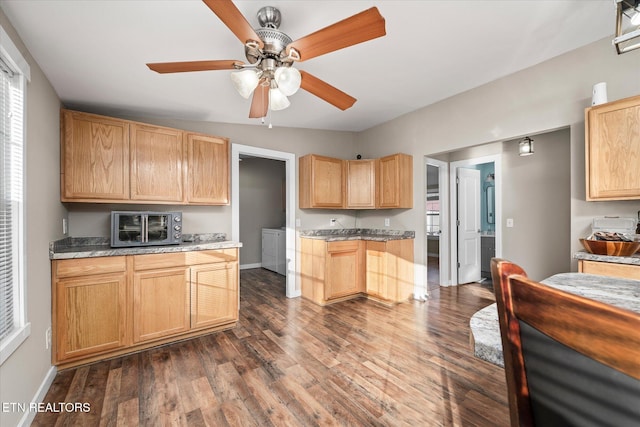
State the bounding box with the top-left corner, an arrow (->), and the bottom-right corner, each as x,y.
60,109 -> 230,205
299,153 -> 413,209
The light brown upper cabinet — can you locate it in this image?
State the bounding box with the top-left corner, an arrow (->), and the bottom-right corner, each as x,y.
377,153 -> 413,208
299,154 -> 345,208
585,94 -> 640,201
60,109 -> 230,205
346,159 -> 377,209
61,110 -> 130,201
186,133 -> 230,205
130,123 -> 184,203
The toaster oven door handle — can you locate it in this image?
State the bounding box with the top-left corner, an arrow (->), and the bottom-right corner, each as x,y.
142,214 -> 148,243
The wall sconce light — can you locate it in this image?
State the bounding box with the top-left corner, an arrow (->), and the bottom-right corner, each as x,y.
519,137 -> 534,156
614,0 -> 640,54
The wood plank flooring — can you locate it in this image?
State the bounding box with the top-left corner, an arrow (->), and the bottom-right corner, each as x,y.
33,269 -> 509,426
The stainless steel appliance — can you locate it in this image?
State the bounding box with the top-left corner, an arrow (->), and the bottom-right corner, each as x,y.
111,211 -> 182,247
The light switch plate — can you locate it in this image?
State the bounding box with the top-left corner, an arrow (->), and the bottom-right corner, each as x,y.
506,218 -> 514,228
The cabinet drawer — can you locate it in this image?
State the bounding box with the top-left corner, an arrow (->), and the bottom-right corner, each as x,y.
327,240 -> 360,253
134,249 -> 238,270
55,256 -> 127,278
579,260 -> 640,280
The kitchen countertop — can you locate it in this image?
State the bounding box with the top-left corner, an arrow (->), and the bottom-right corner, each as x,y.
50,233 -> 242,260
469,272 -> 640,367
299,228 -> 415,242
573,250 -> 640,266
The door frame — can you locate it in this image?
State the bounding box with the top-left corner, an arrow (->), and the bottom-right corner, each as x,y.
424,157 -> 450,295
231,143 -> 299,298
449,154 -> 502,285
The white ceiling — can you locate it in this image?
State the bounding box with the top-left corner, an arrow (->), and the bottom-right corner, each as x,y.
1,0 -> 616,132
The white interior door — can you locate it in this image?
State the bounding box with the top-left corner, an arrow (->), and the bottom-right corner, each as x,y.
457,168 -> 481,284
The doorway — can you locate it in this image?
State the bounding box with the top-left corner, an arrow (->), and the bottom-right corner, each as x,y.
449,154 -> 501,285
231,144 -> 299,298
424,157 -> 449,293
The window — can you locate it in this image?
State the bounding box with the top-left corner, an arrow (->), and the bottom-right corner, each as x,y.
0,24 -> 30,365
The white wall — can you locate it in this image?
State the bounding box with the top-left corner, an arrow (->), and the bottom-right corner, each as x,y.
355,36 -> 640,284
0,9 -> 65,427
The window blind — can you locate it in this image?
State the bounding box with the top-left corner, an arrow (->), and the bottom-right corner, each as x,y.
0,55 -> 23,343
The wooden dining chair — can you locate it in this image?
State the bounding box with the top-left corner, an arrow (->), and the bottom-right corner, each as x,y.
490,258 -> 640,427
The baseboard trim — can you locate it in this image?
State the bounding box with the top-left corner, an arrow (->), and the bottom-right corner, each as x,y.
240,263 -> 262,270
17,365 -> 57,427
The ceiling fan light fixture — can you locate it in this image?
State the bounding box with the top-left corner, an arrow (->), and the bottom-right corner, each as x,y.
230,69 -> 259,99
269,87 -> 290,111
274,66 -> 301,96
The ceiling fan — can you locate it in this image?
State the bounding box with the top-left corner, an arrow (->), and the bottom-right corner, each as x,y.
147,0 -> 386,119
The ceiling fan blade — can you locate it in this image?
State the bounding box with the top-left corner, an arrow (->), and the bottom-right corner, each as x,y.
286,7 -> 385,62
202,0 -> 264,49
300,71 -> 356,111
249,83 -> 269,118
147,60 -> 242,74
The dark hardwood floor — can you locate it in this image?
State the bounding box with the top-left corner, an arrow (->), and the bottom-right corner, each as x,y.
33,269 -> 508,426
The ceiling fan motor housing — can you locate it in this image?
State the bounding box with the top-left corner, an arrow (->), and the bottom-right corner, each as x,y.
245,7 -> 294,67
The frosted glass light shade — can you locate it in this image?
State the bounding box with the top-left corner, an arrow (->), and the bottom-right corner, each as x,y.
269,88 -> 290,111
518,138 -> 534,156
230,69 -> 259,99
274,66 -> 301,96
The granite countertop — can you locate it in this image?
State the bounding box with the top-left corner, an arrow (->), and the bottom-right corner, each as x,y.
299,228 -> 415,242
573,250 -> 640,266
50,233 -> 242,260
470,272 -> 640,367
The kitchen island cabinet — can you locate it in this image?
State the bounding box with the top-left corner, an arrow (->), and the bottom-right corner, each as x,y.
585,94 -> 640,201
573,251 -> 640,280
51,246 -> 239,369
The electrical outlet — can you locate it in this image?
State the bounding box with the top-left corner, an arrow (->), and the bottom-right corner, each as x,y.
384,218 -> 390,227
330,218 -> 337,226
45,327 -> 52,350
62,218 -> 68,235
295,218 -> 301,227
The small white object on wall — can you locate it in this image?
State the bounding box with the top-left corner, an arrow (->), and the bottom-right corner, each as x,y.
592,82 -> 608,106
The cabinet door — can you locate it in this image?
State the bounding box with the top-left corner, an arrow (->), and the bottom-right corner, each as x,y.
586,95 -> 640,200
61,110 -> 130,201
130,123 -> 184,202
299,155 -> 344,208
326,241 -> 364,299
365,241 -> 386,298
55,272 -> 128,361
187,133 -> 230,205
191,262 -> 238,329
133,267 -> 190,343
346,160 -> 376,209
377,154 -> 413,208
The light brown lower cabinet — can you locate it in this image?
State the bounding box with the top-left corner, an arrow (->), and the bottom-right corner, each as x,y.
366,240 -> 414,304
301,238 -> 414,306
52,248 -> 239,369
578,259 -> 640,280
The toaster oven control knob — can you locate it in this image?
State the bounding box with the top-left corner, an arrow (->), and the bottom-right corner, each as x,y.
174,233 -> 181,239
174,216 -> 181,222
174,225 -> 181,231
